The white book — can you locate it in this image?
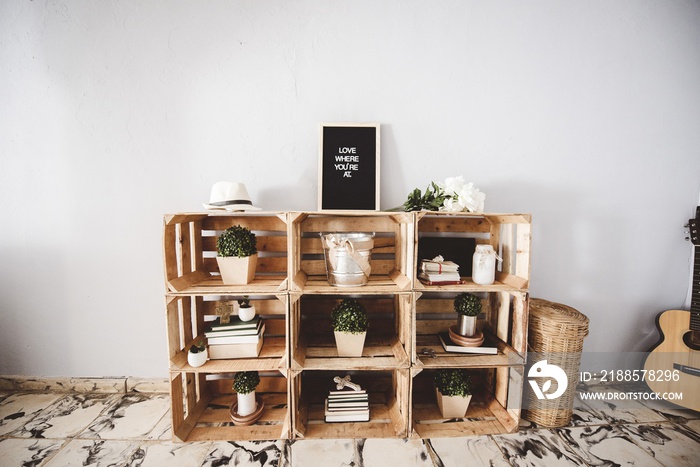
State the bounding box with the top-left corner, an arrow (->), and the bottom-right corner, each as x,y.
327,400 -> 369,409
207,337 -> 263,359
329,389 -> 366,396
206,324 -> 264,345
438,332 -> 498,355
421,259 -> 459,273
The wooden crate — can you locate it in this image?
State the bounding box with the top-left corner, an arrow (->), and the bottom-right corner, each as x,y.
290,293 -> 411,370
289,211 -> 413,293
291,369 -> 409,439
413,291 -> 528,367
414,212 -> 531,291
163,212 -> 288,294
410,366 -> 523,438
170,370 -> 290,441
166,294 -> 288,372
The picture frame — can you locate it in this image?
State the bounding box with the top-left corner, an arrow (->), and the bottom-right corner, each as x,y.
318,123 -> 380,211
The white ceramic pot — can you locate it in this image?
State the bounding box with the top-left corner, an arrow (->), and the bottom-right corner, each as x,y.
435,388 -> 472,418
237,391 -> 257,417
216,254 -> 258,285
187,348 -> 208,368
238,304 -> 256,322
436,388 -> 472,419
334,331 -> 367,357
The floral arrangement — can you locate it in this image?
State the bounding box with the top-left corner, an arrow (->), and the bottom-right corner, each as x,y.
401,176 -> 485,213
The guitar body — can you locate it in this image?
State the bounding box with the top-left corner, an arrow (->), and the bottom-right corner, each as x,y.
643,207 -> 700,412
644,309 -> 700,411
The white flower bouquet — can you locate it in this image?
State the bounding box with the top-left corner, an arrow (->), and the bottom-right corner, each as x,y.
400,176 -> 485,213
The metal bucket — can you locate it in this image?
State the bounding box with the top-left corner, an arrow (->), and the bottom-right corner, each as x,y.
321,232 -> 374,287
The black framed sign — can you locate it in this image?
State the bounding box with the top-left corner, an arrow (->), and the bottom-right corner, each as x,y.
318,123 -> 380,210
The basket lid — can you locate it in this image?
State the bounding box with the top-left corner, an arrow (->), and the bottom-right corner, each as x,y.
529,298 -> 590,336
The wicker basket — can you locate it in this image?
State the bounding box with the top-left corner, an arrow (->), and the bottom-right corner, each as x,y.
522,298 -> 589,428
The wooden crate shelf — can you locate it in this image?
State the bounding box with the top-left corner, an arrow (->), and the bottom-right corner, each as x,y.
413,291 -> 528,367
166,294 -> 289,372
290,294 -> 411,370
410,366 -> 523,438
170,370 -> 290,442
414,212 -> 531,292
291,369 -> 409,439
289,211 -> 413,293
163,210 -> 531,441
163,212 -> 289,295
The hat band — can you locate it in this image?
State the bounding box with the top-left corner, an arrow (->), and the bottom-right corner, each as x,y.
209,199 -> 253,207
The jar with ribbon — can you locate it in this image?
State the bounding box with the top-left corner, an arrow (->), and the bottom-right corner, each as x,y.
471,244 -> 502,285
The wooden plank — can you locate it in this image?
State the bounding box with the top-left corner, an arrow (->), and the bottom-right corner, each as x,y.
202,215 -> 287,232
163,223 -> 179,285
202,235 -> 288,253
299,215 -> 398,234
418,216 -> 491,234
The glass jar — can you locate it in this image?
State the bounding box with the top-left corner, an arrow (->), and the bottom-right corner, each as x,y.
472,244 -> 497,285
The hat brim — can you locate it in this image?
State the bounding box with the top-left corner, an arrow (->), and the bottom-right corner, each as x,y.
203,203 -> 262,212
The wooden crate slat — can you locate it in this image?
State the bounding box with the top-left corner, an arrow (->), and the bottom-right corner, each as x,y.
201,235 -> 288,253
202,215 -> 288,232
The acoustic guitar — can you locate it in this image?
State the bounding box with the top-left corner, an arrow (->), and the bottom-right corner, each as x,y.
643,206 -> 700,411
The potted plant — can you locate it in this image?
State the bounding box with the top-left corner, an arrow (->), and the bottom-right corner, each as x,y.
187,340 -> 208,368
237,295 -> 256,322
233,371 -> 260,417
331,298 -> 369,357
216,225 -> 258,285
454,292 -> 481,337
434,369 -> 473,418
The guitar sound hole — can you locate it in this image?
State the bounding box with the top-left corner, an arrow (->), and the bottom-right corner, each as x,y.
683,331 -> 700,351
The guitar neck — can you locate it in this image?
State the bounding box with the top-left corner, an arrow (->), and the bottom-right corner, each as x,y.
692,245 -> 700,331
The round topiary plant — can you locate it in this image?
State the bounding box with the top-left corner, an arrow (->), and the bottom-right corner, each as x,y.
331,298 -> 369,334
453,292 -> 482,317
217,225 -> 257,258
434,369 -> 472,397
232,371 -> 260,395
189,340 -> 206,354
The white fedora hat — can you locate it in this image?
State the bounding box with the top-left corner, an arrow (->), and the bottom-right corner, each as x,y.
203,182 -> 261,211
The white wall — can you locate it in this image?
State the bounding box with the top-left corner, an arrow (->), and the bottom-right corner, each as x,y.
1,0 -> 699,377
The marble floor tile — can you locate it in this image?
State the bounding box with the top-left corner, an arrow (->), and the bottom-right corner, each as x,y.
0,393 -> 62,437
11,393 -> 119,439
290,438 -> 354,466
558,425 -> 663,466
492,428 -> 587,466
202,440 -> 287,467
359,438 -> 433,467
576,386 -> 668,425
79,393 -> 170,440
138,441 -> 213,467
0,438 -> 65,467
617,423 -> 700,467
42,439 -> 143,467
145,408 -> 172,440
637,396 -> 700,422
126,377 -> 169,394
684,419 -> 700,432
428,435 -> 510,466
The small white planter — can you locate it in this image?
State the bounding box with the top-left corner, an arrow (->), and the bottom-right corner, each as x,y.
217,254 -> 258,285
187,348 -> 208,368
436,388 -> 472,419
334,331 -> 367,357
237,391 -> 257,417
238,304 -> 256,322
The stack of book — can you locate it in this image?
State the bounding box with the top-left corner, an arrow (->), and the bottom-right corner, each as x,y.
418,258 -> 463,285
324,389 -> 370,422
205,316 -> 264,359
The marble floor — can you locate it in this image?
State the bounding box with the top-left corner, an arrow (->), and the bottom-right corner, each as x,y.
1,381 -> 699,466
